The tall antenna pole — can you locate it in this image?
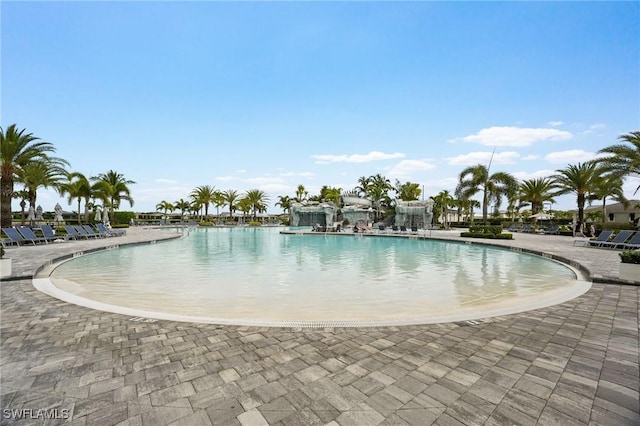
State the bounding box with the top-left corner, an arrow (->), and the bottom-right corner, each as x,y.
487,146 -> 497,174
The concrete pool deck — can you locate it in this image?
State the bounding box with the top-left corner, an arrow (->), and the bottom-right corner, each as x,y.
1,227 -> 638,425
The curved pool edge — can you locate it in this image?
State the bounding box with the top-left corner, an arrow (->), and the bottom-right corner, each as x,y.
33,275 -> 592,328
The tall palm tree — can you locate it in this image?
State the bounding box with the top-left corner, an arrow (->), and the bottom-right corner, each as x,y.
18,160 -> 68,224
275,195 -> 292,214
598,130 -> 640,194
156,200 -> 174,222
222,189 -> 240,221
1,124 -> 69,228
294,184 -> 308,203
431,190 -> 456,229
518,178 -> 558,216
237,197 -> 252,224
590,173 -> 628,224
367,173 -> 393,220
92,170 -> 135,225
190,185 -> 216,218
12,189 -> 29,225
212,190 -> 225,220
356,176 -> 371,198
174,198 -> 191,220
58,172 -> 93,224
318,186 -> 341,204
552,162 -> 600,223
456,164 -> 518,224
244,189 -> 270,220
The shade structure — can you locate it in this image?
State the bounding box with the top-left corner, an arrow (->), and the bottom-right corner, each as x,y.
95,208 -> 102,222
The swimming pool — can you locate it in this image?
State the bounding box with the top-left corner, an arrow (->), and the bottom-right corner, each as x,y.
38,227 -> 590,327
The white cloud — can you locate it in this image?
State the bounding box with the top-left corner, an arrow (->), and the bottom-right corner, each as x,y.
590,123 -> 606,130
547,121 -> 564,127
511,170 -> 557,180
387,159 -> 435,179
278,171 -> 315,177
451,126 -> 573,147
215,176 -> 236,181
236,169 -> 247,174
522,154 -> 540,160
312,151 -> 405,164
245,176 -> 286,185
155,178 -> 177,184
447,151 -> 520,166
544,150 -> 599,164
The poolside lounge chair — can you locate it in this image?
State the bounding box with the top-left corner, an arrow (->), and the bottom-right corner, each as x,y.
41,224 -> 71,241
96,223 -> 126,237
595,230 -> 634,249
2,228 -> 26,246
410,225 -> 418,234
520,224 -> 533,233
543,225 -> 560,235
507,223 -> 522,232
17,227 -> 50,244
620,232 -> 640,250
75,225 -> 99,239
400,225 -> 408,233
64,225 -> 88,240
391,225 -> 400,233
584,230 -> 614,247
83,224 -> 107,238
378,224 -> 386,232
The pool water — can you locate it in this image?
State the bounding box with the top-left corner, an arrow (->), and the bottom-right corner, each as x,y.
44,227 -> 589,326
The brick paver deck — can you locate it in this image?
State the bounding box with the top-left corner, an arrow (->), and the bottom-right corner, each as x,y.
1,227 -> 638,425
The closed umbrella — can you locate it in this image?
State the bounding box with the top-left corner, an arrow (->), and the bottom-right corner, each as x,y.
530,212 -> 553,220
95,207 -> 102,222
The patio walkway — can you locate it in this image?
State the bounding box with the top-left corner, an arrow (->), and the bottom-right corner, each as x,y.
1,227 -> 638,425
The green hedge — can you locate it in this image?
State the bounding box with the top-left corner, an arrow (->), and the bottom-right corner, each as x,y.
468,225 -> 503,235
620,250 -> 640,264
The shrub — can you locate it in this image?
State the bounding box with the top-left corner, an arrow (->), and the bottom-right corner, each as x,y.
111,224 -> 129,229
468,225 -> 503,235
198,221 -> 215,227
619,250 -> 640,264
0,246 -> 4,258
247,221 -> 262,227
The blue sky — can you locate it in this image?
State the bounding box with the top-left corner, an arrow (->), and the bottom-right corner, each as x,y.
2,1 -> 639,214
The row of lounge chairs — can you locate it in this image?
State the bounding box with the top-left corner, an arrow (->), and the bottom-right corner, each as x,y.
1,224 -> 125,247
586,230 -> 640,250
506,223 -> 560,234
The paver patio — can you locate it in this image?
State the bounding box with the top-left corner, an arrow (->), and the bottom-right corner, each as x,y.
1,227 -> 638,425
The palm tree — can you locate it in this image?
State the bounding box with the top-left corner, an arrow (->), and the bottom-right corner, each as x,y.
367,174 -> 393,220
244,189 -> 270,220
1,124 -> 69,228
519,178 -> 558,216
318,186 -> 341,204
552,162 -> 600,223
92,170 -> 135,225
190,185 -> 216,219
174,198 -> 191,221
356,176 -> 370,198
275,195 -> 292,214
294,184 -> 308,203
431,190 -> 456,229
12,189 -> 29,225
212,190 -> 225,221
18,160 -> 68,224
456,164 -> 518,224
222,189 -> 240,222
237,197 -> 252,224
598,130 -> 640,194
156,200 -> 174,223
590,173 -> 628,224
58,172 -> 93,224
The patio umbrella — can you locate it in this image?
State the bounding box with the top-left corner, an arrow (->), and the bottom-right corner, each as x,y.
103,209 -> 110,224
54,203 -> 64,223
36,205 -> 44,221
95,207 -> 102,222
28,206 -> 35,221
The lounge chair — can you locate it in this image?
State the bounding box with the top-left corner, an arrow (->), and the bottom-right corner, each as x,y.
585,230 -> 614,247
378,224 -> 386,232
96,223 -> 126,237
410,226 -> 418,234
83,224 -> 107,238
41,224 -> 71,241
543,225 -> 560,235
17,227 -> 49,244
507,223 -> 522,232
75,225 -> 99,239
596,230 -> 634,249
392,225 -> 399,233
2,228 -> 26,246
620,232 -> 640,250
520,224 -> 533,233
400,225 -> 407,233
64,225 -> 88,240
